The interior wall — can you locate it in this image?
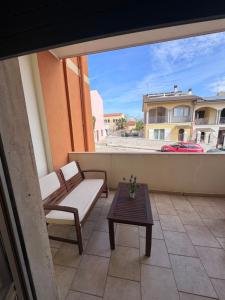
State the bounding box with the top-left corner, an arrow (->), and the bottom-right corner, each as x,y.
18,55 -> 48,177
69,152 -> 225,196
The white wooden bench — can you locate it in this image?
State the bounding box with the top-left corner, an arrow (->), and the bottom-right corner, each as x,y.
39,161 -> 108,254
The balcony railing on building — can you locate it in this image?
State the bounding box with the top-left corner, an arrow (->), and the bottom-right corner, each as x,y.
220,117 -> 225,124
170,116 -> 191,123
148,116 -> 168,123
195,118 -> 216,125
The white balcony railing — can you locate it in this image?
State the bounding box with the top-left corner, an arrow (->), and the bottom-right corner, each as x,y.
195,118 -> 216,125
148,116 -> 168,123
170,116 -> 191,123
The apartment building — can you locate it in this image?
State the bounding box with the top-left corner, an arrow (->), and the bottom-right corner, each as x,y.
143,85 -> 225,147
104,113 -> 125,133
91,90 -> 106,142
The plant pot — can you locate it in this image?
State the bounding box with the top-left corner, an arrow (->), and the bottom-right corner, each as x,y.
129,192 -> 135,199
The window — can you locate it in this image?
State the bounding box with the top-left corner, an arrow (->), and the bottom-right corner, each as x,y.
173,107 -> 190,117
196,111 -> 205,119
101,130 -> 103,136
154,129 -> 165,140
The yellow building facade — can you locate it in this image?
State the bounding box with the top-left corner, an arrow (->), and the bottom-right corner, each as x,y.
104,113 -> 125,133
143,86 -> 225,147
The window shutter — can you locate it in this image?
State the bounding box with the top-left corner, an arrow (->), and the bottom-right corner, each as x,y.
148,129 -> 154,139
164,128 -> 171,140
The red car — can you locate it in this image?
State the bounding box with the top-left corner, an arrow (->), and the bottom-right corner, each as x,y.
161,142 -> 204,153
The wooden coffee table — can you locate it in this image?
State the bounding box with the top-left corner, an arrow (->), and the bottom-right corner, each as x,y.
107,182 -> 153,256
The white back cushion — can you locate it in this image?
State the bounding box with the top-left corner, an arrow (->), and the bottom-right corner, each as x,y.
39,172 -> 60,200
60,161 -> 79,181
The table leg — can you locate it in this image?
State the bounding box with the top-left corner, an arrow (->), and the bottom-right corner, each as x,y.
146,225 -> 152,257
108,220 -> 115,250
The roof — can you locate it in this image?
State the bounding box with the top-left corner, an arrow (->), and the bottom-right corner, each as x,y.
104,113 -> 124,117
143,94 -> 199,103
198,96 -> 225,102
127,120 -> 136,126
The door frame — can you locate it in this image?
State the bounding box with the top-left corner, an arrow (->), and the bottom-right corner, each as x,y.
0,136 -> 36,300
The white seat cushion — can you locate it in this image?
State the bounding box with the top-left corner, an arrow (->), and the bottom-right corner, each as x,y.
46,179 -> 104,225
60,161 -> 79,181
39,172 -> 60,200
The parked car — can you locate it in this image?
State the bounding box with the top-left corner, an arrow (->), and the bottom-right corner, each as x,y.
207,148 -> 225,153
161,142 -> 204,153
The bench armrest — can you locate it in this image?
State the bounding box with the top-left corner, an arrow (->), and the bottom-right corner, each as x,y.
82,169 -> 107,181
44,204 -> 78,214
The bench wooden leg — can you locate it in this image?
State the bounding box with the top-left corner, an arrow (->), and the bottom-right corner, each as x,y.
74,212 -> 83,255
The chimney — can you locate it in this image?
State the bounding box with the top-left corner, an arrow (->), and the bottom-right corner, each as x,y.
188,88 -> 192,95
174,85 -> 178,93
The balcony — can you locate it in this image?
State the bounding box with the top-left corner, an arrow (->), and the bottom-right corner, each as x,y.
195,118 -> 215,125
148,115 -> 168,123
47,152 -> 225,299
220,117 -> 225,124
52,186 -> 225,299
170,116 -> 191,123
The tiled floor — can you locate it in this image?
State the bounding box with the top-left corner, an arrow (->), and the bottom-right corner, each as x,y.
49,192 -> 225,300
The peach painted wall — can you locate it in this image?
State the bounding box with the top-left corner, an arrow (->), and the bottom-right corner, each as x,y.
64,60 -> 86,151
37,52 -> 95,170
80,56 -> 95,152
37,52 -> 72,169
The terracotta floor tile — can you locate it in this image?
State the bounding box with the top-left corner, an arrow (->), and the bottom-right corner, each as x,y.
156,201 -> 177,215
71,255 -> 109,297
103,276 -> 141,300
115,224 -> 139,248
85,231 -> 111,258
179,292 -> 217,300
185,225 -> 220,248
170,254 -> 217,298
178,210 -> 203,226
211,278 -> 225,300
164,231 -> 197,257
196,246 -> 225,279
66,291 -> 102,300
54,265 -> 77,300
203,219 -> 225,238
141,265 -> 179,300
160,215 -> 185,232
108,246 -> 140,281
140,238 -> 171,268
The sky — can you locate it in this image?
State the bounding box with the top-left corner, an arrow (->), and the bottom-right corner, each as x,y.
88,32 -> 225,119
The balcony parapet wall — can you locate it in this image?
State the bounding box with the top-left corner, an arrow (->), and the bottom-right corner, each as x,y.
69,152 -> 225,196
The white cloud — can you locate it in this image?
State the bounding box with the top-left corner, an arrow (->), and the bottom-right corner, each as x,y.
209,76 -> 225,93
152,32 -> 225,67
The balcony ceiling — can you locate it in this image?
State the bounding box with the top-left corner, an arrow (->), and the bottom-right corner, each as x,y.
1,1 -> 225,60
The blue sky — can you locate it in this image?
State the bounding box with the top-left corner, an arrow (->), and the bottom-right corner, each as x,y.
88,32 -> 225,119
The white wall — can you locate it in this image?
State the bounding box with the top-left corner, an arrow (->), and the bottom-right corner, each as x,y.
19,55 -> 48,177
69,152 -> 225,196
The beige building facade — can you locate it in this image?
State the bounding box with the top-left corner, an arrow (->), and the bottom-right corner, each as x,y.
143,86 -> 225,147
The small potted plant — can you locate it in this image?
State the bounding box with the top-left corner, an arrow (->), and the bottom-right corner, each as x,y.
129,175 -> 137,199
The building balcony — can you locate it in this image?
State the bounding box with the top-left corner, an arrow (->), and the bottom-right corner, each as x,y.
170,116 -> 192,123
50,152 -> 225,300
148,116 -> 168,123
195,118 -> 216,125
220,117 -> 225,124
